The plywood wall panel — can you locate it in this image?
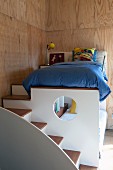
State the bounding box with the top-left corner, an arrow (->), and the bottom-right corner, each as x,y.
16,0 -> 27,21
46,0 -> 95,31
46,0 -> 113,30
0,0 -> 24,20
94,28 -> 106,50
0,0 -> 46,30
47,29 -> 95,51
27,25 -> 46,71
95,0 -> 113,27
0,0 -> 46,106
73,29 -> 95,48
46,0 -> 65,31
26,0 -> 46,30
77,0 -> 95,29
0,13 -> 29,82
0,0 -> 10,16
0,9 -> 46,105
47,30 -> 72,52
46,0 -> 79,31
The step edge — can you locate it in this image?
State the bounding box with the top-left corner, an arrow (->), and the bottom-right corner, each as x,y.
31,122 -> 47,129
2,95 -> 31,101
63,149 -> 81,165
5,108 -> 32,117
79,164 -> 98,169
48,135 -> 64,145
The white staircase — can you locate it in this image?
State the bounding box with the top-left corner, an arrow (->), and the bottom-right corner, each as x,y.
2,84 -> 98,170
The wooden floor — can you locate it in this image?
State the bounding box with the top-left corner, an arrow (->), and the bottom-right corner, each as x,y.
99,130 -> 113,170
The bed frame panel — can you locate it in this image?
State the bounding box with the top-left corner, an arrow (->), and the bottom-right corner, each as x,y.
31,87 -> 99,166
24,50 -> 107,166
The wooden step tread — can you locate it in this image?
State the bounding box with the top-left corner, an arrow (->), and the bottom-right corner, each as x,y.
3,95 -> 30,100
79,164 -> 97,170
63,149 -> 80,164
6,108 -> 32,117
31,122 -> 47,129
48,135 -> 63,145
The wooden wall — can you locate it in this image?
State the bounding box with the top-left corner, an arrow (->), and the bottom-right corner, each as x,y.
0,0 -> 113,128
0,0 -> 46,105
46,0 -> 113,128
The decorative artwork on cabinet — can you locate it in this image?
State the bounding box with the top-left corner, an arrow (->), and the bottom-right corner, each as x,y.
49,53 -> 64,65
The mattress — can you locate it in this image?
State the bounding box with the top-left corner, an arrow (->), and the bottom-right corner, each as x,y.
99,109 -> 107,153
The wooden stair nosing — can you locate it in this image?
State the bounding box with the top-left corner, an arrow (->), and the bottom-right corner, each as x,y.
63,149 -> 81,165
48,135 -> 63,145
31,122 -> 47,129
2,95 -> 30,100
5,108 -> 32,117
79,164 -> 97,170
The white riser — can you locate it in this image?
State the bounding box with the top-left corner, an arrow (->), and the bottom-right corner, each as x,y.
23,112 -> 32,122
12,85 -> 28,95
3,100 -> 31,109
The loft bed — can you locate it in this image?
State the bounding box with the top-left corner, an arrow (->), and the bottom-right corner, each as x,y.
23,49 -> 110,101
22,48 -> 111,166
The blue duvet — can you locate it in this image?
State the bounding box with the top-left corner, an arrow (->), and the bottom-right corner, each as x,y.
23,61 -> 111,101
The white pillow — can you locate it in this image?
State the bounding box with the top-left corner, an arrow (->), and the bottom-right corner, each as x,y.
96,51 -> 107,72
